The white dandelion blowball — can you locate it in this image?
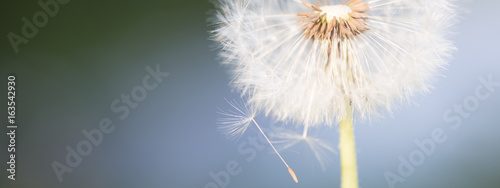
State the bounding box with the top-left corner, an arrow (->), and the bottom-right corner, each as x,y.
212,0 -> 458,126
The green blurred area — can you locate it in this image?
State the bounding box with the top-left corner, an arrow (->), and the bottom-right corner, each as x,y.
0,0 -> 213,69
0,1 -> 219,187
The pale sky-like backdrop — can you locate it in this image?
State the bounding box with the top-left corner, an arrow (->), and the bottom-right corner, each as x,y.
0,0 -> 499,188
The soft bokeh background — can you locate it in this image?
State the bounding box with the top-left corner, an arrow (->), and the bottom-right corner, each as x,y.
0,0 -> 498,188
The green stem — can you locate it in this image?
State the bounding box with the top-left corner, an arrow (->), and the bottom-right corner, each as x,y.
339,105 -> 358,188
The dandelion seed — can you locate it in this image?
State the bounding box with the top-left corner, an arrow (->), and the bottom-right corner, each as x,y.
217,99 -> 256,141
212,0 -> 458,187
217,99 -> 299,183
273,129 -> 337,171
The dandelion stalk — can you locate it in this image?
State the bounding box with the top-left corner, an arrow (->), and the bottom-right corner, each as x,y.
339,104 -> 358,188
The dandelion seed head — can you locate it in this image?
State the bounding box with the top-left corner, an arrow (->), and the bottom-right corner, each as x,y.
212,0 -> 458,126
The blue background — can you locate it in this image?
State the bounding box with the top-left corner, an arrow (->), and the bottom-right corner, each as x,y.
0,0 -> 499,187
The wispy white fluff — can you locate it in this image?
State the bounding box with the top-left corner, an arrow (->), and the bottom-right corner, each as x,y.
217,99 -> 337,170
217,98 -> 257,141
272,130 -> 337,171
212,0 -> 458,126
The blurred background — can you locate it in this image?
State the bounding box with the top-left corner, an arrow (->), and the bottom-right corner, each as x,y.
0,0 -> 499,188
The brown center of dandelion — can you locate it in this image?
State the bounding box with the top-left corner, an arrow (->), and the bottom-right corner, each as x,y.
298,0 -> 370,41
